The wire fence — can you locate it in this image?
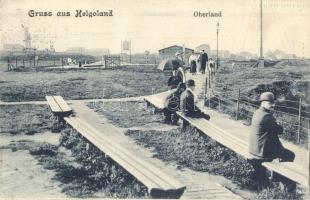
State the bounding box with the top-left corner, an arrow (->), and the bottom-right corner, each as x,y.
204,78 -> 309,146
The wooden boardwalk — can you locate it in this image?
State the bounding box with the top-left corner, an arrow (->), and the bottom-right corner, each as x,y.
70,101 -> 243,199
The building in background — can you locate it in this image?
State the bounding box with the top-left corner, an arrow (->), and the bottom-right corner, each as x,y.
158,45 -> 194,65
2,44 -> 24,52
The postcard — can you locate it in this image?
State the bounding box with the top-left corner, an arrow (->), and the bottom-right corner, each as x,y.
0,0 -> 309,199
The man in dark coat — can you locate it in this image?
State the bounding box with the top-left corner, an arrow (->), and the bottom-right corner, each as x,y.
180,79 -> 210,120
249,92 -> 295,161
249,92 -> 295,189
171,52 -> 184,71
163,82 -> 187,124
167,71 -> 181,89
199,50 -> 208,74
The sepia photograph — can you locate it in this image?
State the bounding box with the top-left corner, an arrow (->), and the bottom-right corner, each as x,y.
0,0 -> 309,199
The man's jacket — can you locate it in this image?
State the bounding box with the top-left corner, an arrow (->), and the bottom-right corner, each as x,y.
249,107 -> 284,160
199,53 -> 208,65
180,88 -> 197,116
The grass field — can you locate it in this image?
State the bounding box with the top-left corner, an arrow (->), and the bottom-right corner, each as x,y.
211,60 -> 310,147
0,65 -> 169,102
0,104 -> 56,134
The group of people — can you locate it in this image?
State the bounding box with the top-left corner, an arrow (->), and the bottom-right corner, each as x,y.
164,79 -> 210,125
164,53 -> 295,188
189,50 -> 217,76
165,52 -> 211,124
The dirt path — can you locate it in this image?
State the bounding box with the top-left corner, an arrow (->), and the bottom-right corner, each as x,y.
0,96 -> 145,105
0,132 -> 65,198
70,101 -> 249,199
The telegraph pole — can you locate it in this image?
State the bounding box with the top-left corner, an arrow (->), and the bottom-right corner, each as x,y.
258,0 -> 264,67
129,40 -> 132,64
216,22 -> 220,68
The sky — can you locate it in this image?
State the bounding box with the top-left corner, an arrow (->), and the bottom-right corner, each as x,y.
0,0 -> 309,57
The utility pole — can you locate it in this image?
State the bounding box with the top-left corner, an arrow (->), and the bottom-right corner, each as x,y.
216,22 -> 220,68
302,42 -> 305,59
258,0 -> 264,67
129,40 -> 132,64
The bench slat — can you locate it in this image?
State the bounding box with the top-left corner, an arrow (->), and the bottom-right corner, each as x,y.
178,113 -> 253,159
144,89 -> 176,110
53,96 -> 72,112
45,96 -> 62,112
75,117 -> 184,190
262,162 -> 308,187
64,117 -> 186,198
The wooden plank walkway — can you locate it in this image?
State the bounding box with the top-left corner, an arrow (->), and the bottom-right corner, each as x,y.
70,101 -> 243,199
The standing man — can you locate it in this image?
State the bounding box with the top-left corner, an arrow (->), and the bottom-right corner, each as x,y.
180,79 -> 210,120
199,50 -> 208,74
249,92 -> 295,188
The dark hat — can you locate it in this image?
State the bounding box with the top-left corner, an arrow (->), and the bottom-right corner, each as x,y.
259,92 -> 275,102
177,82 -> 186,91
187,79 -> 195,87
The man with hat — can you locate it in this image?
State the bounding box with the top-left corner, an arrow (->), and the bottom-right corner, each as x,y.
199,50 -> 208,74
180,79 -> 210,120
249,92 -> 295,188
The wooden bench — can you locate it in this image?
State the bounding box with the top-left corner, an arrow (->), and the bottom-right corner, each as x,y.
64,116 -> 186,198
45,96 -> 72,116
144,89 -> 176,111
176,111 -> 308,188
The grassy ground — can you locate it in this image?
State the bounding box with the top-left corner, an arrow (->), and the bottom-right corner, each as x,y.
94,101 -> 305,199
211,61 -> 309,147
0,104 -> 57,134
0,65 -> 168,102
89,101 -> 163,128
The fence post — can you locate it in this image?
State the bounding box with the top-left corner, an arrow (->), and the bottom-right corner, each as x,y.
23,58 -> 25,67
208,71 -> 211,88
7,57 -> 10,71
204,77 -> 208,104
235,88 -> 240,120
297,98 -> 302,144
208,91 -> 211,109
15,57 -> 17,68
104,56 -> 107,68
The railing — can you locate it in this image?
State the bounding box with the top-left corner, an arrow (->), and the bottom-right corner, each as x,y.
204,79 -> 310,145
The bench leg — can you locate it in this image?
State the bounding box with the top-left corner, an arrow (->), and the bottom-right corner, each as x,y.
271,171 -> 297,193
182,119 -> 189,130
249,159 -> 269,190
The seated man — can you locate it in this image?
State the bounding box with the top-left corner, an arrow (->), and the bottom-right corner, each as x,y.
249,92 -> 295,188
163,82 -> 187,124
167,71 -> 181,89
180,79 -> 210,120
